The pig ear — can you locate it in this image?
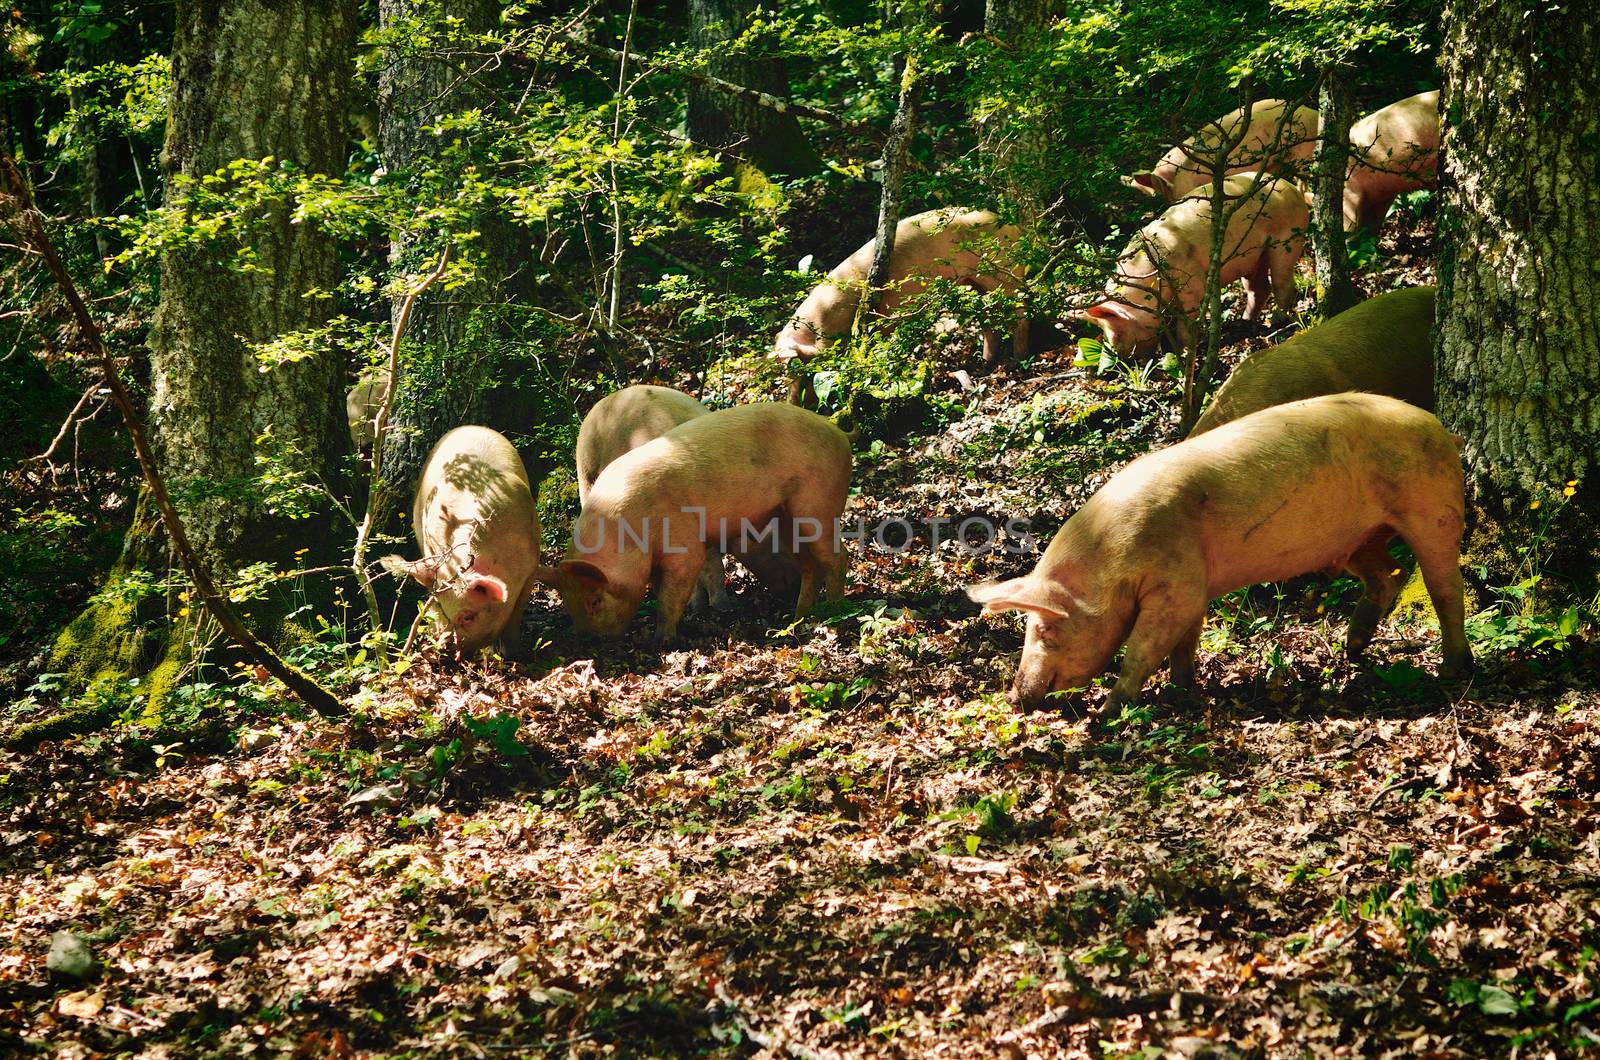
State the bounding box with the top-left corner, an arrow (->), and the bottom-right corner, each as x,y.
559,559 -> 610,590
381,554 -> 436,589
966,577 -> 1069,619
1123,171 -> 1159,196
466,573 -> 509,603
531,564 -> 562,587
1086,303 -> 1131,321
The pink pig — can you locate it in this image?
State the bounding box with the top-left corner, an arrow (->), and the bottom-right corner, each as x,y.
1069,172 -> 1307,357
574,384 -> 804,605
1344,90 -> 1440,235
969,394 -> 1472,712
382,425 -> 543,655
773,207 -> 1027,366
1124,98 -> 1318,203
543,403 -> 851,642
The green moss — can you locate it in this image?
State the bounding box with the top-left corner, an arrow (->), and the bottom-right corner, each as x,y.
48,592 -> 161,691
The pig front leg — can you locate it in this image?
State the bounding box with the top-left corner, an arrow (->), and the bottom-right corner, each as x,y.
980,310 -> 1030,365
654,548 -> 707,643
1102,586 -> 1210,716
692,551 -> 730,612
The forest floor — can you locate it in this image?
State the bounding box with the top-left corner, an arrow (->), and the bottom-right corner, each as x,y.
5,215 -> 1600,1058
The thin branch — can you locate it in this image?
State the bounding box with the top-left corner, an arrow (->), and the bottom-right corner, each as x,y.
606,0 -> 639,333
0,149 -> 344,718
351,245 -> 453,644
29,380 -> 100,468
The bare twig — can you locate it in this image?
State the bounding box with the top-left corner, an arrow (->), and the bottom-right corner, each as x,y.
0,149 -> 344,717
29,380 -> 100,469
538,31 -> 873,140
997,988 -> 1226,1054
712,983 -> 844,1060
606,0 -> 639,333
351,245 -> 453,644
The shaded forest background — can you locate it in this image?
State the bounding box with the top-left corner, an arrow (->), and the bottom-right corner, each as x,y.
3,0 -> 1600,1056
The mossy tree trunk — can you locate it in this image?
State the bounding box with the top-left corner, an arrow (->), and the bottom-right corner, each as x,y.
48,0 -> 358,707
376,0 -> 529,498
1310,66 -> 1359,318
686,0 -> 820,178
1436,0 -> 1600,584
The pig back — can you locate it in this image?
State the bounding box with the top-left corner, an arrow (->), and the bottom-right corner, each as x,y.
586,402 -> 852,525
1131,394 -> 1461,595
577,385 -> 708,500
1191,286 -> 1436,436
1162,100 -> 1319,201
413,425 -> 539,558
1350,91 -> 1440,184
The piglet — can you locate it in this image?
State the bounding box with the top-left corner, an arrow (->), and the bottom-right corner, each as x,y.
382,425 -> 542,655
969,393 -> 1471,711
1191,285 -> 1435,435
773,207 -> 1026,366
1344,90 -> 1440,235
1070,172 -> 1307,357
1124,98 -> 1318,203
543,403 -> 851,641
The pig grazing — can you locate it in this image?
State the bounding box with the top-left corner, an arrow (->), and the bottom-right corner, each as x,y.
772,207 -> 1026,366
1345,90 -> 1440,235
1191,286 -> 1435,435
382,426 -> 542,655
543,403 -> 851,642
969,394 -> 1471,711
575,384 -> 732,608
1124,98 -> 1319,203
1069,172 -> 1307,357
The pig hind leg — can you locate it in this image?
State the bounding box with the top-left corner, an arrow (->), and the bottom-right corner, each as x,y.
1241,259 -> 1272,322
1265,238 -> 1302,315
1167,618 -> 1205,690
1344,536 -> 1403,660
1399,524 -> 1473,678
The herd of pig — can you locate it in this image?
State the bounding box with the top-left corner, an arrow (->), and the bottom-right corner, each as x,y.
373,87 -> 1470,713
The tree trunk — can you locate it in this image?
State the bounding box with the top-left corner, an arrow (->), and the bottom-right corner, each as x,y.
867,56 -> 920,299
50,0 -> 358,700
1437,2 -> 1600,494
687,0 -> 821,177
1437,0 -> 1600,588
376,0 -> 530,498
1310,67 -> 1359,318
977,0 -> 1060,229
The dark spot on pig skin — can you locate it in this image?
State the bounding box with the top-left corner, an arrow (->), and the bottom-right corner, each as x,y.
1242,497 -> 1291,541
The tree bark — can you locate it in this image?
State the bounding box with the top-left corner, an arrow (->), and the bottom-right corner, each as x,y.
1436,1 -> 1600,496
376,0 -> 528,497
977,0 -> 1060,229
867,56 -> 920,299
686,0 -> 820,177
51,0 -> 358,701
1310,67 -> 1359,318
